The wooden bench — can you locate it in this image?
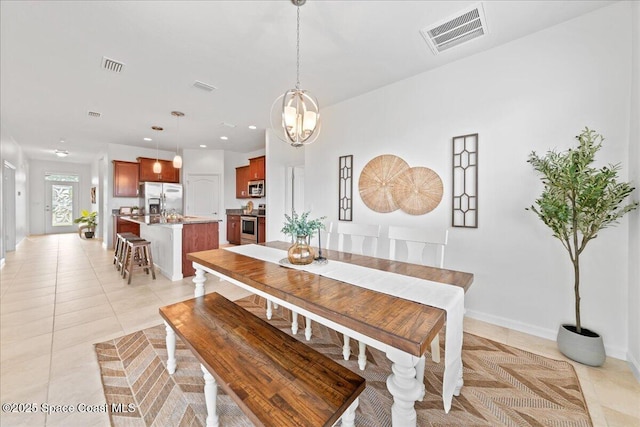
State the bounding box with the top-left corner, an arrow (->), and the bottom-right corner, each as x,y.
159,293 -> 366,427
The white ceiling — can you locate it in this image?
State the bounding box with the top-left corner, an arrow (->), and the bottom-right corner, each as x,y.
0,0 -> 613,164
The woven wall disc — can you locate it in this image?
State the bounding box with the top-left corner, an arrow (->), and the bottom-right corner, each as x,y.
391,167 -> 443,215
358,155 -> 410,213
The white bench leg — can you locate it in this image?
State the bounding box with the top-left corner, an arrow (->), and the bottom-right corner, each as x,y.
305,316 -> 312,341
340,397 -> 359,427
342,334 -> 350,360
292,311 -> 299,335
266,299 -> 273,320
358,341 -> 367,371
430,335 -> 440,363
201,364 -> 219,427
164,321 -> 176,374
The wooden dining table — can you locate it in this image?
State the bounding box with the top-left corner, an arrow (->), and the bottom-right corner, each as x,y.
186,241 -> 474,426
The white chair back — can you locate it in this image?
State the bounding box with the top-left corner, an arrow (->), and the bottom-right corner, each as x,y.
388,226 -> 448,268
335,222 -> 380,256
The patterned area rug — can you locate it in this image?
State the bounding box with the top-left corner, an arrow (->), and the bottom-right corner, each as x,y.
95,295 -> 592,426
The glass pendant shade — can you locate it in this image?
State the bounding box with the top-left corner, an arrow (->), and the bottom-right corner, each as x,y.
153,160 -> 162,173
172,155 -> 182,169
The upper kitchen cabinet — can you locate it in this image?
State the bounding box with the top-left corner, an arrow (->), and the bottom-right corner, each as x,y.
113,161 -> 139,197
236,165 -> 250,199
137,157 -> 180,183
248,156 -> 265,180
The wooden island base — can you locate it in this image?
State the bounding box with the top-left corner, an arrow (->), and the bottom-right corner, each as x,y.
160,293 -> 365,427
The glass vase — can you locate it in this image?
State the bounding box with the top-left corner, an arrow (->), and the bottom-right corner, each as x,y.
287,235 -> 315,265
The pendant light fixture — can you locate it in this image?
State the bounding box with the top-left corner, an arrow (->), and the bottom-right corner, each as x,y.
171,111 -> 184,169
270,0 -> 320,147
151,126 -> 163,174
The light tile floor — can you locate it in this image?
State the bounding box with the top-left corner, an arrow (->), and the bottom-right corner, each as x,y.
1,234 -> 638,426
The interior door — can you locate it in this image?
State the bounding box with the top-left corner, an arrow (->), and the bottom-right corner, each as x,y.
185,174 -> 220,217
3,162 -> 16,252
45,180 -> 79,234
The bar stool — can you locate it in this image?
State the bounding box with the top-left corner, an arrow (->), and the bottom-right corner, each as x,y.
122,239 -> 156,284
116,233 -> 145,273
113,232 -> 138,268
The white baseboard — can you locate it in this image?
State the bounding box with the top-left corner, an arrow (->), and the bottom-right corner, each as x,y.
464,309 -> 627,361
627,351 -> 640,382
0,258 -> 5,268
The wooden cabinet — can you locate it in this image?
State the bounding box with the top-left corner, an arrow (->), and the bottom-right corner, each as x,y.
258,216 -> 266,243
227,215 -> 241,244
236,166 -> 250,199
182,222 -> 219,277
249,156 -> 266,180
137,157 -> 180,183
112,216 -> 141,247
113,161 -> 139,197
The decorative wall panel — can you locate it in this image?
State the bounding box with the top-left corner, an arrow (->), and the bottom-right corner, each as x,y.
452,133 -> 478,228
338,155 -> 353,221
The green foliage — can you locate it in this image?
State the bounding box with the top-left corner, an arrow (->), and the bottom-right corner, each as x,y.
527,127 -> 638,332
281,211 -> 326,238
73,209 -> 98,229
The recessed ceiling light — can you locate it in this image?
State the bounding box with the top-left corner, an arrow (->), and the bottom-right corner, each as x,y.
248,125 -> 257,130
220,136 -> 228,141
144,137 -> 152,141
59,139 -> 65,143
200,144 -> 207,148
55,149 -> 69,157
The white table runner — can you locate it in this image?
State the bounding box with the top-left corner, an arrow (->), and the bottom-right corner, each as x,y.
224,244 -> 463,413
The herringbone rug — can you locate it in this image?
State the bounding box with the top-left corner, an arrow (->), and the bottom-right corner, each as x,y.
95,295 -> 592,426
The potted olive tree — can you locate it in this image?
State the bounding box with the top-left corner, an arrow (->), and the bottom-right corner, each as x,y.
73,209 -> 98,238
527,127 -> 638,366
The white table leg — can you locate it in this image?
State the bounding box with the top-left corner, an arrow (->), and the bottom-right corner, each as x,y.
193,266 -> 206,298
415,355 -> 426,400
430,335 -> 441,363
304,316 -> 312,341
266,299 -> 273,320
343,334 -> 350,360
164,321 -> 176,374
340,397 -> 359,427
358,341 -> 367,370
385,348 -> 423,427
291,311 -> 299,335
201,364 -> 219,427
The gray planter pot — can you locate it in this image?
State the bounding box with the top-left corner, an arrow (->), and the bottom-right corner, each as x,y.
557,324 -> 605,367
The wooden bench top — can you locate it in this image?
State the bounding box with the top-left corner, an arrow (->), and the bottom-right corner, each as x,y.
159,292 -> 366,427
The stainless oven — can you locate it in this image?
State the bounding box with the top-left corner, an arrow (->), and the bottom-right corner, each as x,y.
241,216 -> 258,245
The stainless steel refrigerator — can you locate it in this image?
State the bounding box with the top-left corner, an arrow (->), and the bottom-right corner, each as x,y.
140,182 -> 183,215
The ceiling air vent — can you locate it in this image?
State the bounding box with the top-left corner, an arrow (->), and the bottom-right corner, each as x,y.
101,56 -> 125,73
420,3 -> 488,55
193,80 -> 216,92
88,111 -> 101,118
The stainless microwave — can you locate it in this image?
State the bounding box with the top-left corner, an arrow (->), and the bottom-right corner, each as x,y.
248,180 -> 265,197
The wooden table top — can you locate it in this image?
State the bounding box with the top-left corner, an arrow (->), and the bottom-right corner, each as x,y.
187,241 -> 474,358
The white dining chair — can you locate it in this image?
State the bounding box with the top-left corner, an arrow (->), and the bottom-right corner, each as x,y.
388,225 -> 449,388
332,222 -> 381,370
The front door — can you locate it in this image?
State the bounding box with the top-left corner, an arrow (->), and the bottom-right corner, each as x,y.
45,179 -> 79,234
185,174 -> 220,217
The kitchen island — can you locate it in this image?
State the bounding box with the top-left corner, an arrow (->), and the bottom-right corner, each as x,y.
119,215 -> 221,280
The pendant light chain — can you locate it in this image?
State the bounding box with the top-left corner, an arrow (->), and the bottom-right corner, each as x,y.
295,5 -> 300,90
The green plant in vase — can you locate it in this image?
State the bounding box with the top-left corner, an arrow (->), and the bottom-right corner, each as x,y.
281,211 -> 326,265
73,209 -> 98,238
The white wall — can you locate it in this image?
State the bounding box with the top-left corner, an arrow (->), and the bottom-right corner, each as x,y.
265,130 -> 305,243
0,133 -> 28,259
303,2 -> 635,359
627,0 -> 640,378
